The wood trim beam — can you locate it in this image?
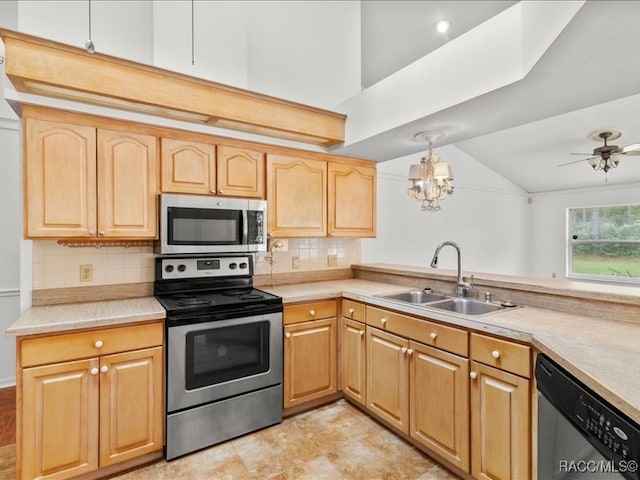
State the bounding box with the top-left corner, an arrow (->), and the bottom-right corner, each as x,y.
0,29 -> 346,147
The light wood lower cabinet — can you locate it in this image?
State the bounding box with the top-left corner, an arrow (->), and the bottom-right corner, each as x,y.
366,327 -> 410,433
341,317 -> 366,406
470,360 -> 530,480
284,316 -> 337,408
18,322 -> 164,480
410,341 -> 470,472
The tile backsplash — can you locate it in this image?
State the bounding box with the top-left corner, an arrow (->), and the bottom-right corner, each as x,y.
32,238 -> 361,289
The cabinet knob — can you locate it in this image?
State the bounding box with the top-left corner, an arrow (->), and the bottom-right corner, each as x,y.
401,347 -> 407,354
349,308 -> 354,314
219,189 -> 224,195
492,350 -> 500,359
285,332 -> 291,338
211,189 -> 216,194
309,310 -> 316,316
407,349 -> 414,356
430,332 -> 437,340
94,340 -> 103,348
88,230 -> 96,236
359,330 -> 365,337
381,318 -> 387,325
100,365 -> 109,373
98,230 -> 105,237
470,372 -> 478,380
90,367 -> 99,375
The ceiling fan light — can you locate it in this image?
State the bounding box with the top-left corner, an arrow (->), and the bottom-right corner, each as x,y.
587,157 -> 600,170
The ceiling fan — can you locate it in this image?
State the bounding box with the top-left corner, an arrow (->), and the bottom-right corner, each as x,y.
559,129 -> 640,172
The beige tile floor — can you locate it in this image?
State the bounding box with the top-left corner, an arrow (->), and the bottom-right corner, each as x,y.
0,399 -> 462,480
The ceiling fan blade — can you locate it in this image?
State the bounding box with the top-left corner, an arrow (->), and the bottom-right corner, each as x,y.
558,156 -> 597,167
621,142 -> 640,153
621,150 -> 640,156
569,153 -> 595,155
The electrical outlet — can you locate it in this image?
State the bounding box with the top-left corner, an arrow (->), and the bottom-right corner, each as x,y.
292,256 -> 300,269
80,264 -> 93,282
268,238 -> 289,252
327,255 -> 338,267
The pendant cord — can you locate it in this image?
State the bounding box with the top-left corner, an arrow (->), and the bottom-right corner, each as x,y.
191,0 -> 195,65
88,0 -> 92,41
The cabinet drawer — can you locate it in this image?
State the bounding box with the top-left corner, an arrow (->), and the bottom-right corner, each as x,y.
366,306 -> 467,357
470,333 -> 530,378
21,321 -> 164,368
342,299 -> 365,322
284,300 -> 337,324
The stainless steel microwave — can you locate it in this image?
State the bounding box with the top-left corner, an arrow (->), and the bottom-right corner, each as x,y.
157,193 -> 267,254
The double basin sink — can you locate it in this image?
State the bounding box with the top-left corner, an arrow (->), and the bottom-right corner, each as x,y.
376,290 -> 512,316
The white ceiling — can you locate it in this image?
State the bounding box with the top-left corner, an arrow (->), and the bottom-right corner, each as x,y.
336,0 -> 640,194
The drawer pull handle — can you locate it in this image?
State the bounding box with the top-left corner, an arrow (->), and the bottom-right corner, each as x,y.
94,340 -> 103,349
381,318 -> 387,325
470,372 -> 477,380
100,365 -> 109,373
359,330 -> 365,337
285,332 -> 291,338
401,347 -> 407,354
407,349 -> 414,356
430,332 -> 437,340
309,310 -> 316,316
492,350 -> 500,359
349,308 -> 355,314
90,367 -> 99,375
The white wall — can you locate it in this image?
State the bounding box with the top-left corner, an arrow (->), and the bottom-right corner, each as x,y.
362,144 -> 531,276
528,182 -> 640,280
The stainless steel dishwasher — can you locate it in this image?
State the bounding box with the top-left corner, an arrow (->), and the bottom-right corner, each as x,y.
536,354 -> 639,479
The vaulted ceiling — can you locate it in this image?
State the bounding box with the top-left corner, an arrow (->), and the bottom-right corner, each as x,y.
338,0 -> 640,194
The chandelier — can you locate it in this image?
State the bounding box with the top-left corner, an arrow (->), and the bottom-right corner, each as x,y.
407,132 -> 454,211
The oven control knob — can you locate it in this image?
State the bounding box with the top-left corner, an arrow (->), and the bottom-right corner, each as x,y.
239,262 -> 248,269
177,264 -> 186,272
165,265 -> 174,273
229,263 -> 238,269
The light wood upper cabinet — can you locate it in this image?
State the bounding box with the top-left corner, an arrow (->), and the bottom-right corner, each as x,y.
24,117 -> 158,239
267,154 -> 327,237
328,162 -> 376,237
161,138 -> 216,195
410,341 -> 470,473
98,130 -> 157,238
217,145 -> 265,198
25,118 -> 97,237
161,139 -> 265,198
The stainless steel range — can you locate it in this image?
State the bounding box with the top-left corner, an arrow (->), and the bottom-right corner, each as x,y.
154,254 -> 283,460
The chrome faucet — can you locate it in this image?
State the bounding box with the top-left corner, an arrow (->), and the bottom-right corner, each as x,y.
430,241 -> 473,297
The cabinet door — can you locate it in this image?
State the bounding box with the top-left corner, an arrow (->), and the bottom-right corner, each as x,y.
366,327 -> 409,434
328,162 -> 376,237
98,129 -> 158,238
410,341 -> 470,473
160,137 -> 216,195
217,145 -> 265,198
470,361 -> 530,480
21,358 -> 99,480
267,154 -> 327,237
99,346 -> 163,467
341,317 -> 366,406
24,118 -> 97,238
284,318 -> 337,408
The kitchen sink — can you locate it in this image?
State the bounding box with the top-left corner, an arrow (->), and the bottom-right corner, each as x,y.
428,298 -> 506,316
379,290 -> 449,304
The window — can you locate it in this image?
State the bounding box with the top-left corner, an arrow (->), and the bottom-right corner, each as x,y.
568,204 -> 640,283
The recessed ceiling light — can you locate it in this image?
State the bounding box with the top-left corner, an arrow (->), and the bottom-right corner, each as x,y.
436,20 -> 450,34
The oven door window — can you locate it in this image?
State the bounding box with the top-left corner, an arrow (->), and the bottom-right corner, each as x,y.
168,206 -> 243,246
185,321 -> 270,389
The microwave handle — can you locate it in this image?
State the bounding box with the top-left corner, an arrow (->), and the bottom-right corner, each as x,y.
242,209 -> 249,245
